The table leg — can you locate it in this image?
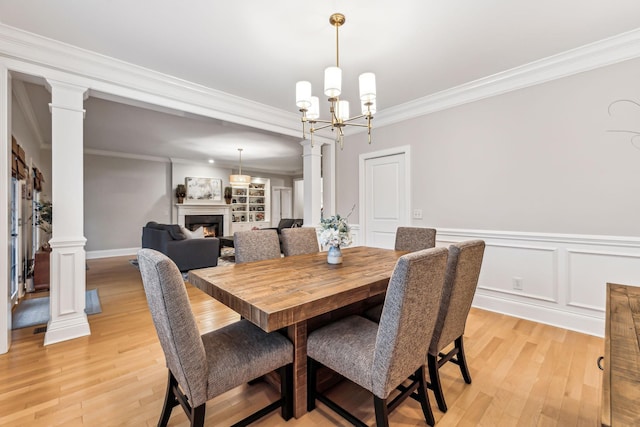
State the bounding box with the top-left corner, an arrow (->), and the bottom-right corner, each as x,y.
287,321 -> 308,418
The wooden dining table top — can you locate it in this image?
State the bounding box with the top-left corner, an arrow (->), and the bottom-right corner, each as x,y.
187,246 -> 405,332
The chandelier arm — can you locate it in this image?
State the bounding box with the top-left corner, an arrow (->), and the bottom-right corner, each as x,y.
313,122 -> 336,132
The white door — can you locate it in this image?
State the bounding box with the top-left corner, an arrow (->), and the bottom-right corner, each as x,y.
272,187 -> 292,226
361,149 -> 409,248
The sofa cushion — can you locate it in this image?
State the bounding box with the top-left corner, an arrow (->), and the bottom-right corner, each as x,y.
145,222 -> 186,240
165,224 -> 186,240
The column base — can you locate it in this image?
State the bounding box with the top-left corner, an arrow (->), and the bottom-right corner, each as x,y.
44,313 -> 90,346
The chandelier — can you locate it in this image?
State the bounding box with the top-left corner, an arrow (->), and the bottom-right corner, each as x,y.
229,148 -> 251,186
295,13 -> 376,148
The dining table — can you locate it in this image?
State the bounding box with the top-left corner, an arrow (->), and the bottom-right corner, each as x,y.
187,245 -> 405,418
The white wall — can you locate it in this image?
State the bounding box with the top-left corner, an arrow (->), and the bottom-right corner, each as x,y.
335,57 -> 640,336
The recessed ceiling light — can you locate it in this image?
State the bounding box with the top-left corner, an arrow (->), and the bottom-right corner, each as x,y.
208,159 -> 214,164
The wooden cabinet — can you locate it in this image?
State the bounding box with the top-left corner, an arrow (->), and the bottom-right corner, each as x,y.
231,178 -> 270,231
601,283 -> 640,427
33,251 -> 50,292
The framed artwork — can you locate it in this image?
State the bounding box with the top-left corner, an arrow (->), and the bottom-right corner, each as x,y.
185,177 -> 222,202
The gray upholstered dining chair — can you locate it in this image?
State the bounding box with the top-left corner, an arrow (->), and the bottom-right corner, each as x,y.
137,248 -> 294,427
363,227 -> 438,322
395,226 -> 437,252
428,239 -> 485,413
234,229 -> 281,263
306,247 -> 449,427
280,227 -> 320,257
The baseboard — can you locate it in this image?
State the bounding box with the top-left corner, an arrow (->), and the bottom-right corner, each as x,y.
86,247 -> 139,259
472,293 -> 604,337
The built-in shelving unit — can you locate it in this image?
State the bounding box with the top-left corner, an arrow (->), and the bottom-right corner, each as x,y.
231,177 -> 270,233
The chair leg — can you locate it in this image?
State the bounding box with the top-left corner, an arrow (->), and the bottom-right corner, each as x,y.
307,357 -> 317,411
428,353 -> 448,412
373,396 -> 390,427
280,364 -> 294,421
158,371 -> 179,427
456,336 -> 472,384
415,366 -> 435,426
190,404 -> 206,427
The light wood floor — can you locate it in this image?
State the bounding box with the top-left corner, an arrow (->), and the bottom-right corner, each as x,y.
0,256 -> 604,426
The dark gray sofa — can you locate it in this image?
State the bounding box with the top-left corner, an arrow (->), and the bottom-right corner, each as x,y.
141,222 -> 219,271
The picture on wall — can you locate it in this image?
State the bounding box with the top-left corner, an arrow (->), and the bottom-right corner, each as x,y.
185,177 -> 222,202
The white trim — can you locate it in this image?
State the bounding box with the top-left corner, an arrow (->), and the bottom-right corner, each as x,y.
437,227 -> 640,247
358,146 -> 411,246
86,247 -> 139,259
2,24 -> 640,141
375,27 -> 640,128
436,228 -> 640,337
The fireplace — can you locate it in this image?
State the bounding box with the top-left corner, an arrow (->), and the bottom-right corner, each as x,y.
185,214 -> 223,238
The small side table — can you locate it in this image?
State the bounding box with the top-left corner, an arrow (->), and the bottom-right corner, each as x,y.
33,250 -> 50,292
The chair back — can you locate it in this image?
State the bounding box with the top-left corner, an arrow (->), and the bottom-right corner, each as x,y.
429,240 -> 485,355
394,227 -> 436,252
371,247 -> 449,398
234,229 -> 281,263
137,248 -> 208,407
281,227 -> 319,256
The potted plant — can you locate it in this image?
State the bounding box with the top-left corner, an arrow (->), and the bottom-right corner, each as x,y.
175,184 -> 186,203
35,199 -> 53,251
224,186 -> 233,204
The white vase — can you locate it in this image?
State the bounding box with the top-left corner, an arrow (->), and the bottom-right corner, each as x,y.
327,245 -> 343,265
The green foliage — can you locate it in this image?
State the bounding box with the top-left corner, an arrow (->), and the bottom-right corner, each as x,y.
35,199 -> 52,234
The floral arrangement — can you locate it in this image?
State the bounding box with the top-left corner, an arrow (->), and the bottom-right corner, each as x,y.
319,213 -> 352,248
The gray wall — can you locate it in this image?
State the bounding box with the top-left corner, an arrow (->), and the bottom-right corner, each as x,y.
83,155 -> 296,254
337,57 -> 640,238
84,154 -> 171,252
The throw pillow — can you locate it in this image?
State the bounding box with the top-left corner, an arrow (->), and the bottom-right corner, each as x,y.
181,226 -> 205,239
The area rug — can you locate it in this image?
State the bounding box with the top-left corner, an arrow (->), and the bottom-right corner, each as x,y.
12,289 -> 102,330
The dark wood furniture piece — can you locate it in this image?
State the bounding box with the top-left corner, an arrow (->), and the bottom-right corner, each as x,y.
188,246 -> 404,419
218,236 -> 234,248
601,283 -> 640,427
33,251 -> 50,292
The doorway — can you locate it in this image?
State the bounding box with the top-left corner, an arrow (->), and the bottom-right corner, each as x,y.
359,146 -> 411,248
272,186 -> 293,227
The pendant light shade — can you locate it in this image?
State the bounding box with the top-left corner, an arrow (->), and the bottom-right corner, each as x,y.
229,148 -> 251,186
294,12 -> 376,149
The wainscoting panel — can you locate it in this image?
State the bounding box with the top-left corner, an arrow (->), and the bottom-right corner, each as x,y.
436,229 -> 640,337
566,249 -> 640,312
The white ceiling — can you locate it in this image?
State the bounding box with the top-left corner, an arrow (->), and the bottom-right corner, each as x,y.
2,1 -> 640,173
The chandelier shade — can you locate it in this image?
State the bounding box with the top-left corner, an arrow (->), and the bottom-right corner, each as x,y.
229,148 -> 251,186
295,12 -> 376,148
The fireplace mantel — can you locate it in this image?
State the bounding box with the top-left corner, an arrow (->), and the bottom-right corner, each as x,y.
176,204 -> 231,236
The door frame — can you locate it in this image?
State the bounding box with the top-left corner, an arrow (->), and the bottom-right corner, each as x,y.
358,145 -> 411,247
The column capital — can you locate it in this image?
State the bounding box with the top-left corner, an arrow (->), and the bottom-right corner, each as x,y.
46,79 -> 89,116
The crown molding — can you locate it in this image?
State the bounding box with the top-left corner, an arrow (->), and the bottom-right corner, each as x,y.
2,23 -> 640,136
0,23 -> 302,138
375,27 -> 640,127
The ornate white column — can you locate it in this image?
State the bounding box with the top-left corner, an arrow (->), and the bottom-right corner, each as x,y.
301,140 -> 323,227
44,79 -> 90,346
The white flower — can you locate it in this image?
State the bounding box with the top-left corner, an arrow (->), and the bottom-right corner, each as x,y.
318,214 -> 352,247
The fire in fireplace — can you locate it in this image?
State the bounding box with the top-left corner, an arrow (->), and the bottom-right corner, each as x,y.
184,215 -> 223,238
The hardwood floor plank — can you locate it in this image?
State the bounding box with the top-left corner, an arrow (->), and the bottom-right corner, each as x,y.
0,256 -> 605,426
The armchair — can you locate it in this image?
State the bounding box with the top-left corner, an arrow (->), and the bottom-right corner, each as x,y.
141,222 -> 219,271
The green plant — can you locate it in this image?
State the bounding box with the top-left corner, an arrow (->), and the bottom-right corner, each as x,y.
175,184 -> 186,198
224,186 -> 232,198
35,199 -> 52,234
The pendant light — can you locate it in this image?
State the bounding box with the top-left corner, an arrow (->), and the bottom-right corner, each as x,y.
229,148 -> 251,186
